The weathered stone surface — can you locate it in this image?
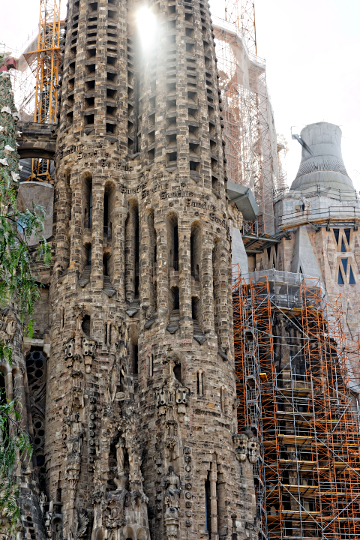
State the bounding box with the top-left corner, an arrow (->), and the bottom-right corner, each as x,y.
12,0 -> 261,538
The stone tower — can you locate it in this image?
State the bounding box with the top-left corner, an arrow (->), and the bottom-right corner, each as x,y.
274,122 -> 360,338
42,0 -> 259,539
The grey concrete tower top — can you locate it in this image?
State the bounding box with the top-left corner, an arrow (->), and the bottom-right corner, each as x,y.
290,121 -> 355,192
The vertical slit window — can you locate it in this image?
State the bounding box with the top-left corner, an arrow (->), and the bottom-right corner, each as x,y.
135,208 -> 139,298
350,266 -> 356,285
131,339 -> 138,375
205,474 -> 211,533
333,229 -> 339,244
84,174 -> 93,229
85,243 -> 92,266
172,286 -> 179,311
338,268 -> 344,285
125,201 -> 139,302
220,387 -> 225,412
173,363 -> 181,383
173,224 -> 179,270
212,240 -> 220,334
341,239 -> 347,253
148,211 -> 157,313
167,214 -> 179,270
104,183 -> 114,240
103,255 -> 109,276
192,297 -> 198,321
345,228 -> 351,244
341,258 -> 348,274
197,371 -> 203,396
190,222 -> 201,281
82,315 -> 91,336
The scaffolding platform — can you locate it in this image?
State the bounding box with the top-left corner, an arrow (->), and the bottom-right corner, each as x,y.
233,266 -> 360,539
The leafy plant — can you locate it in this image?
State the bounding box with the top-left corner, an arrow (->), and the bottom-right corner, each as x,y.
0,170 -> 51,362
0,71 -> 51,533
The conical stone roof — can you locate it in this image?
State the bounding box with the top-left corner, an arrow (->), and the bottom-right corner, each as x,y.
290,122 -> 355,193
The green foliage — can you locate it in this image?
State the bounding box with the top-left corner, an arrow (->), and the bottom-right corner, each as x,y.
0,170 -> 52,345
0,397 -> 32,530
0,71 -> 51,533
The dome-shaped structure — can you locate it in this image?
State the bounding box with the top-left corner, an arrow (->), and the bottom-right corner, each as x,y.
290,122 -> 355,193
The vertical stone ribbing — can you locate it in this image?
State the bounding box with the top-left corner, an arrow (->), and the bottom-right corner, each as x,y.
46,0 -> 258,538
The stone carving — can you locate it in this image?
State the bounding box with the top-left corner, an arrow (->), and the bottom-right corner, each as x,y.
69,509 -> 89,539
248,436 -> 260,464
82,337 -> 96,373
82,337 -> 96,357
163,466 -> 182,540
233,431 -> 260,463
45,511 -> 52,538
0,308 -> 16,342
157,356 -> 189,422
164,418 -> 179,463
52,519 -> 63,540
127,431 -> 143,486
65,412 -> 85,515
114,437 -> 127,490
163,466 -> 181,510
233,433 -> 248,462
103,496 -> 126,530
164,510 -> 179,540
66,413 -> 85,456
40,492 -> 47,514
108,358 -> 127,402
64,339 -> 75,360
116,437 -> 126,474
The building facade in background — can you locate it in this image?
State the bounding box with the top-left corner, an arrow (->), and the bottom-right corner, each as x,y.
2,0 -> 360,536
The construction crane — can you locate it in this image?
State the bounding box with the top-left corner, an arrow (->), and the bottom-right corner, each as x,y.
224,0 -> 257,55
23,0 -> 62,182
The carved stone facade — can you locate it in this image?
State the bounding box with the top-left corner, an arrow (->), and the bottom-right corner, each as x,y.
1,0 -> 264,537
14,0 -> 261,538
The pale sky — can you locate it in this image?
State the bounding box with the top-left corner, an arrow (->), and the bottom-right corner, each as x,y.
1,0 -> 359,190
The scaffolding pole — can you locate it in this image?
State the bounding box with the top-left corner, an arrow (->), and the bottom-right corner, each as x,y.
233,267 -> 360,539
214,18 -> 278,234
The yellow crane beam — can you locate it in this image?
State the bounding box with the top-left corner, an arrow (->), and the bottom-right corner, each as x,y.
23,0 -> 62,182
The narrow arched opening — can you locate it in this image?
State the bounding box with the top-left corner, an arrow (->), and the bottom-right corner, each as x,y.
83,173 -> 92,229
167,213 -> 179,271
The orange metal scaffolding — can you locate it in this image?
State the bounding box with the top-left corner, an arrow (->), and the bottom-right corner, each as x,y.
23,0 -> 62,182
233,266 -> 360,539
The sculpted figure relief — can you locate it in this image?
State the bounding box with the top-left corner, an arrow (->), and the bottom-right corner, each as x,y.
114,437 -> 127,491
64,339 -> 75,359
66,412 -> 85,456
82,337 -> 96,357
69,509 -> 89,540
0,308 -> 16,342
233,432 -> 260,463
234,433 -> 248,462
163,466 -> 181,509
116,437 -> 126,476
248,436 -> 260,464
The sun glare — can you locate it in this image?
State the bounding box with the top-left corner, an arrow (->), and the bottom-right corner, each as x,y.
136,6 -> 157,49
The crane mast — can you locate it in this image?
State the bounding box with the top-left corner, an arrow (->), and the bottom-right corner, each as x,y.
23,0 -> 62,182
225,0 -> 257,54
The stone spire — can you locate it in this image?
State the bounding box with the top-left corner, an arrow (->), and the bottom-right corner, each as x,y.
290,121 -> 355,193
